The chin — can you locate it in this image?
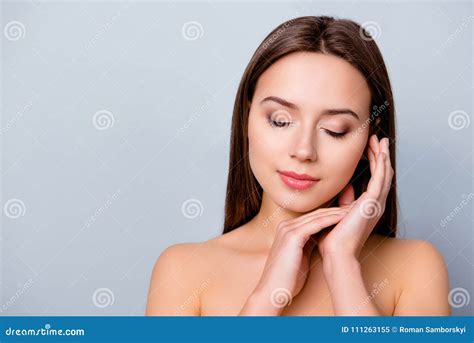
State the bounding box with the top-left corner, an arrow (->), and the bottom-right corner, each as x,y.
273,192 -> 328,213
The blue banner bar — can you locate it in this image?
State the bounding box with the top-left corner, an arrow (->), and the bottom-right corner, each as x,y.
0,316 -> 472,342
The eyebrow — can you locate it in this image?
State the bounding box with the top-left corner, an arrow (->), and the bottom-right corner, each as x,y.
260,96 -> 361,121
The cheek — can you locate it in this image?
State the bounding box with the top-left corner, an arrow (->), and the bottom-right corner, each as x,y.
320,138 -> 366,184
248,114 -> 281,186
248,115 -> 269,184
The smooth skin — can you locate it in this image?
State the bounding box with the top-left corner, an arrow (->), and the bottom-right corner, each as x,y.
146,52 -> 451,316
240,135 -> 394,315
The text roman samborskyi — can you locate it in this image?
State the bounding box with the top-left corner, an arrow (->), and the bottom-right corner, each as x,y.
398,326 -> 466,334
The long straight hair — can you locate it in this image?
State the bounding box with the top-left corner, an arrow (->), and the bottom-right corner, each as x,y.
223,16 -> 398,237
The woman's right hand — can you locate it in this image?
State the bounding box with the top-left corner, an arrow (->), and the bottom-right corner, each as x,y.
242,204 -> 351,315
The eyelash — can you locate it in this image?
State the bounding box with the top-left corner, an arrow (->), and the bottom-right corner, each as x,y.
324,129 -> 347,139
267,117 -> 348,139
267,118 -> 292,128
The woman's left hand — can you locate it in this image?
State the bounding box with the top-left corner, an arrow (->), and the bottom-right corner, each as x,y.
316,134 -> 394,260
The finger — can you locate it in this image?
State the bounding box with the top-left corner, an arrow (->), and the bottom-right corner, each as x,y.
279,204 -> 351,228
375,135 -> 381,154
382,137 -> 389,154
296,213 -> 347,241
370,134 -> 380,156
382,138 -> 394,196
368,145 -> 376,175
367,150 -> 386,197
368,134 -> 380,174
288,207 -> 350,231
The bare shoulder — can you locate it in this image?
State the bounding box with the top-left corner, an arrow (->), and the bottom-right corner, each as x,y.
151,227 -> 249,278
145,242 -> 204,315
145,230 -> 244,316
365,234 -> 448,272
364,234 -> 451,315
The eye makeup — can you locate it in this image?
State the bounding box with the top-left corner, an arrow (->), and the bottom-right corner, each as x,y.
266,112 -> 350,139
267,116 -> 292,128
322,129 -> 348,139
266,111 -> 293,128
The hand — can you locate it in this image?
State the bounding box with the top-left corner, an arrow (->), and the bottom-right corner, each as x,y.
316,134 -> 394,260
251,204 -> 352,312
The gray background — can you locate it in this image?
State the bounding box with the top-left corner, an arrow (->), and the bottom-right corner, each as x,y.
1,1 -> 472,316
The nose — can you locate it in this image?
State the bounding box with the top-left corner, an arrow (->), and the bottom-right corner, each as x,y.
290,125 -> 318,162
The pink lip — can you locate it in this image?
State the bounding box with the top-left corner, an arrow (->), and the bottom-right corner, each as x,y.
278,170 -> 319,190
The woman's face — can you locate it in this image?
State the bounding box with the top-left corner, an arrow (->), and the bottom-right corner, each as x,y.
248,51 -> 372,213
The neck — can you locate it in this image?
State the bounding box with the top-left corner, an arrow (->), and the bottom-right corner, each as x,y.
247,190 -> 333,251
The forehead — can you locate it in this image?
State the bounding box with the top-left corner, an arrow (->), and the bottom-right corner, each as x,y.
254,52 -> 371,120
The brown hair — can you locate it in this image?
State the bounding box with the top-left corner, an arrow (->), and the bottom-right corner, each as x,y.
223,16 -> 398,237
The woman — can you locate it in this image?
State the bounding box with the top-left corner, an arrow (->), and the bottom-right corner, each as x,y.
146,16 -> 451,316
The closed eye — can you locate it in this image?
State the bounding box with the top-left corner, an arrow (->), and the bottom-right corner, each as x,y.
267,118 -> 292,128
324,129 -> 347,139
267,115 -> 348,139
